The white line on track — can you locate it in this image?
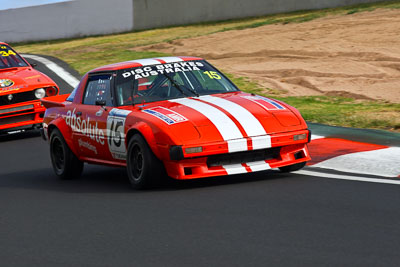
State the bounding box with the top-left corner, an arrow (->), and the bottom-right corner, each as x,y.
311,134 -> 325,140
296,170 -> 400,185
21,54 -> 80,88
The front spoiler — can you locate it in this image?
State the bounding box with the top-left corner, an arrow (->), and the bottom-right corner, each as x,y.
164,142 -> 310,180
0,100 -> 45,132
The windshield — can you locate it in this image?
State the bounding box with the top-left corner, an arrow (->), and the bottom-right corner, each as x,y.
0,44 -> 29,69
115,60 -> 238,106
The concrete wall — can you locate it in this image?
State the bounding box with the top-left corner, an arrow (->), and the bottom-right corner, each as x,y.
132,0 -> 386,30
0,0 -> 386,43
0,0 -> 133,43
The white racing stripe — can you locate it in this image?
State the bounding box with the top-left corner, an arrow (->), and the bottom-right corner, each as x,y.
246,161 -> 271,172
227,138 -> 248,153
158,57 -> 183,63
252,135 -> 271,150
21,54 -> 80,88
129,58 -> 161,66
296,170 -> 400,185
223,161 -> 271,175
199,95 -> 271,149
223,164 -> 248,175
170,98 -> 247,152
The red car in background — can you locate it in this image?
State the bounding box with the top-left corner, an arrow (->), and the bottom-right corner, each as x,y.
0,42 -> 59,134
41,57 -> 311,189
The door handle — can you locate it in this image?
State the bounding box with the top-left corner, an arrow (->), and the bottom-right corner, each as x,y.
76,111 -> 82,116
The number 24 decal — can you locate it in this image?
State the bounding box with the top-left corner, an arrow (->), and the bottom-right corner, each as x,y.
0,50 -> 17,57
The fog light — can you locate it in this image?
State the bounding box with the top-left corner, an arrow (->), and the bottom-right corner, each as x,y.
294,133 -> 307,141
185,147 -> 203,154
35,88 -> 46,99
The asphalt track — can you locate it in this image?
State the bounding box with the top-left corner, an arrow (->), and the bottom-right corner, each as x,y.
1,57 -> 400,266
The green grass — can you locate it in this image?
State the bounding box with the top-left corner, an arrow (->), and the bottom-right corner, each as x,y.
71,50 -> 169,75
279,96 -> 400,131
11,0 -> 400,131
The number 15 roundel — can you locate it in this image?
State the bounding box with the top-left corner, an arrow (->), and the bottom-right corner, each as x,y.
107,109 -> 132,160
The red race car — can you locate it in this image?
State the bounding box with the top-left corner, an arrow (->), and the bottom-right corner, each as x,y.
0,42 -> 59,134
41,57 -> 311,189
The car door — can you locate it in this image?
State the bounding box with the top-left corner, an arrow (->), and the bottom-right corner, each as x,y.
71,73 -> 114,160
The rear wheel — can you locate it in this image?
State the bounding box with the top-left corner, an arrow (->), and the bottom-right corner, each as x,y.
50,128 -> 83,179
279,162 -> 306,173
126,134 -> 164,189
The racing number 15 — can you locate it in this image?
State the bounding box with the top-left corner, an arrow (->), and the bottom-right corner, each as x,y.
204,71 -> 221,80
108,119 -> 123,148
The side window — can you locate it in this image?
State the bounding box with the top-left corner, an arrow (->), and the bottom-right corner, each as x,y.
83,74 -> 113,106
66,87 -> 77,102
115,79 -> 134,106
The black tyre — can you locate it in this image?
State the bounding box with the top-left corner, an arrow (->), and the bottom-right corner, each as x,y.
279,161 -> 307,173
126,134 -> 164,189
50,128 -> 83,179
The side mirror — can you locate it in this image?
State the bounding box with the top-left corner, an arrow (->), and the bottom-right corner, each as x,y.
95,100 -> 106,106
30,63 -> 37,68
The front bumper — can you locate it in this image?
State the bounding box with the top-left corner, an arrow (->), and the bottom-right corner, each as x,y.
161,129 -> 311,179
0,100 -> 45,132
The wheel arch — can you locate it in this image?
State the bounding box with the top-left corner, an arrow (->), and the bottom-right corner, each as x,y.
48,117 -> 79,157
126,122 -> 161,159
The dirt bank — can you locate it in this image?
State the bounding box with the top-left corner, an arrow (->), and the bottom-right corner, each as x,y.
136,9 -> 400,103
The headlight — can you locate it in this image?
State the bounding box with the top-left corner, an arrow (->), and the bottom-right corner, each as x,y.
35,88 -> 46,99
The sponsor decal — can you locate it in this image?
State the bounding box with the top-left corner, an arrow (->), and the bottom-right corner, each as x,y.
0,79 -> 14,88
65,108 -> 105,145
107,108 -> 132,160
242,95 -> 285,110
78,138 -> 98,154
25,75 -> 41,80
122,61 -> 204,80
142,106 -> 188,125
0,84 -> 28,92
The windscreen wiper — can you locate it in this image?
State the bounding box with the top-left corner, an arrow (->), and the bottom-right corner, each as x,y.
163,74 -> 199,97
131,80 -> 140,106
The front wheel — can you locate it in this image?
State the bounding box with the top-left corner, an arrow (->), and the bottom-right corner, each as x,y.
279,162 -> 307,173
50,128 -> 83,179
126,134 -> 164,189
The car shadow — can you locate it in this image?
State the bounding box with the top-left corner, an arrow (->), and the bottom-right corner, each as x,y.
161,170 -> 296,191
0,130 -> 41,143
0,166 -> 132,193
0,164 -> 296,194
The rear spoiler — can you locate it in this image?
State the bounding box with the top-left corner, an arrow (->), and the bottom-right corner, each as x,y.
40,94 -> 70,108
